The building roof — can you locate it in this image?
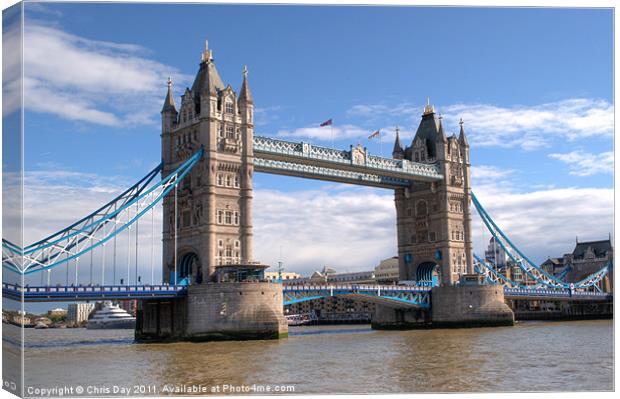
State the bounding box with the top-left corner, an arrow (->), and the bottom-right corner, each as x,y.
541,257 -> 563,266
392,128 -> 404,156
161,77 -> 177,113
408,109 -> 441,158
458,118 -> 469,146
572,239 -> 612,259
191,42 -> 225,95
238,66 -> 253,104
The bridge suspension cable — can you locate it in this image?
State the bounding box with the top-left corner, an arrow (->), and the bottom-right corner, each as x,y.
2,148 -> 203,276
471,192 -> 610,290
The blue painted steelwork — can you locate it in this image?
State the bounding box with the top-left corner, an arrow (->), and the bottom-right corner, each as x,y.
253,135 -> 443,186
471,192 -> 610,290
473,254 -> 520,287
254,158 -> 412,188
2,282 -> 612,304
2,283 -> 187,302
2,149 -> 204,276
282,284 -> 432,308
415,262 -> 440,287
503,287 -> 612,301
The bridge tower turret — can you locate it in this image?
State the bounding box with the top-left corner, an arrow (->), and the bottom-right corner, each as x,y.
394,101 -> 474,286
160,41 -> 254,283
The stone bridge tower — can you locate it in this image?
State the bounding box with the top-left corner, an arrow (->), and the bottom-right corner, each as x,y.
392,102 -> 473,286
160,41 -> 254,283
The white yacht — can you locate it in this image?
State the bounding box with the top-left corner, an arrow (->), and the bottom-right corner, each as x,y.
87,302 -> 136,330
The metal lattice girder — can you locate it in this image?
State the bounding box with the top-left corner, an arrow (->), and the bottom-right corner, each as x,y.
254,157 -> 412,188
1,283 -> 188,302
471,192 -> 611,290
282,284 -> 431,308
503,287 -> 612,301
2,149 -> 204,275
253,135 -> 443,183
473,253 -> 520,287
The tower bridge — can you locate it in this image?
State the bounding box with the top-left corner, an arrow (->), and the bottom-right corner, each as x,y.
2,41 -> 612,340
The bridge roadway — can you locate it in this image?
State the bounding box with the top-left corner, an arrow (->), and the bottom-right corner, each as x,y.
2,283 -> 612,304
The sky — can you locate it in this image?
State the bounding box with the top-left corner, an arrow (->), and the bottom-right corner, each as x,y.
1,3 -> 614,307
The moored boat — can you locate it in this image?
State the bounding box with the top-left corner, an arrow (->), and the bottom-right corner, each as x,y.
87,302 -> 136,330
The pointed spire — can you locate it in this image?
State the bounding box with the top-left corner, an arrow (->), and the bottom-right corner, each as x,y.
436,114 -> 447,143
458,117 -> 469,146
238,65 -> 253,105
392,126 -> 404,159
423,97 -> 435,115
201,39 -> 213,63
161,76 -> 177,113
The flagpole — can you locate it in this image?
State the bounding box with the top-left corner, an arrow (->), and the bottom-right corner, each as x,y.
331,124 -> 334,150
379,131 -> 383,157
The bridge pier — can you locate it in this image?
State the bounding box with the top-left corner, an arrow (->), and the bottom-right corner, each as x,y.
371,305 -> 430,329
371,284 -> 514,329
136,282 -> 288,342
430,284 -> 514,328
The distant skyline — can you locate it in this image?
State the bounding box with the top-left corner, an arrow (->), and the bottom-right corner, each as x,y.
2,3 -> 613,301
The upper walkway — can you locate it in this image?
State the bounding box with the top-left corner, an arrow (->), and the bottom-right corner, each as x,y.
253,136 -> 443,188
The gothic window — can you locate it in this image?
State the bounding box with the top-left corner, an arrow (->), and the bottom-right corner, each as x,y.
218,239 -> 223,248
225,246 -> 233,257
429,232 -> 436,242
225,101 -> 234,114
234,174 -> 240,188
234,211 -> 239,226
414,153 -> 420,162
218,124 -> 224,138
217,174 -> 224,186
226,125 -> 235,139
217,210 -> 223,224
182,211 -> 190,227
234,240 -> 240,248
416,200 -> 428,217
225,211 -> 232,225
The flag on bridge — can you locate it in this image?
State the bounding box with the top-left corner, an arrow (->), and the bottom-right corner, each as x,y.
320,118 -> 333,127
368,130 -> 380,139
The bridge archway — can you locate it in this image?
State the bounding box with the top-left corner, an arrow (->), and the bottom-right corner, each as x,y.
175,252 -> 200,284
415,262 -> 441,287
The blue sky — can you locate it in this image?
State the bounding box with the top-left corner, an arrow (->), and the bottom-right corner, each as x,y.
2,3 -> 614,301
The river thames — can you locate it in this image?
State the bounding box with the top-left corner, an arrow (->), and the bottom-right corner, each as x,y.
3,320 -> 613,394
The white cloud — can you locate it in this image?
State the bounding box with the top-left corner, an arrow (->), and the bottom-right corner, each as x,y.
3,17 -> 23,117
470,165 -> 518,194
2,169 -> 163,286
548,151 -> 613,177
347,99 -> 614,150
20,22 -> 192,127
443,99 -> 613,150
471,186 -> 613,262
254,106 -> 283,127
253,187 -> 397,275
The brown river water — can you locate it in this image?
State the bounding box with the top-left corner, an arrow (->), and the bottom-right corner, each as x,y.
2,320 -> 613,395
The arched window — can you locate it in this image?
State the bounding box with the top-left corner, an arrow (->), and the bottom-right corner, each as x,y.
416,200 -> 428,217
